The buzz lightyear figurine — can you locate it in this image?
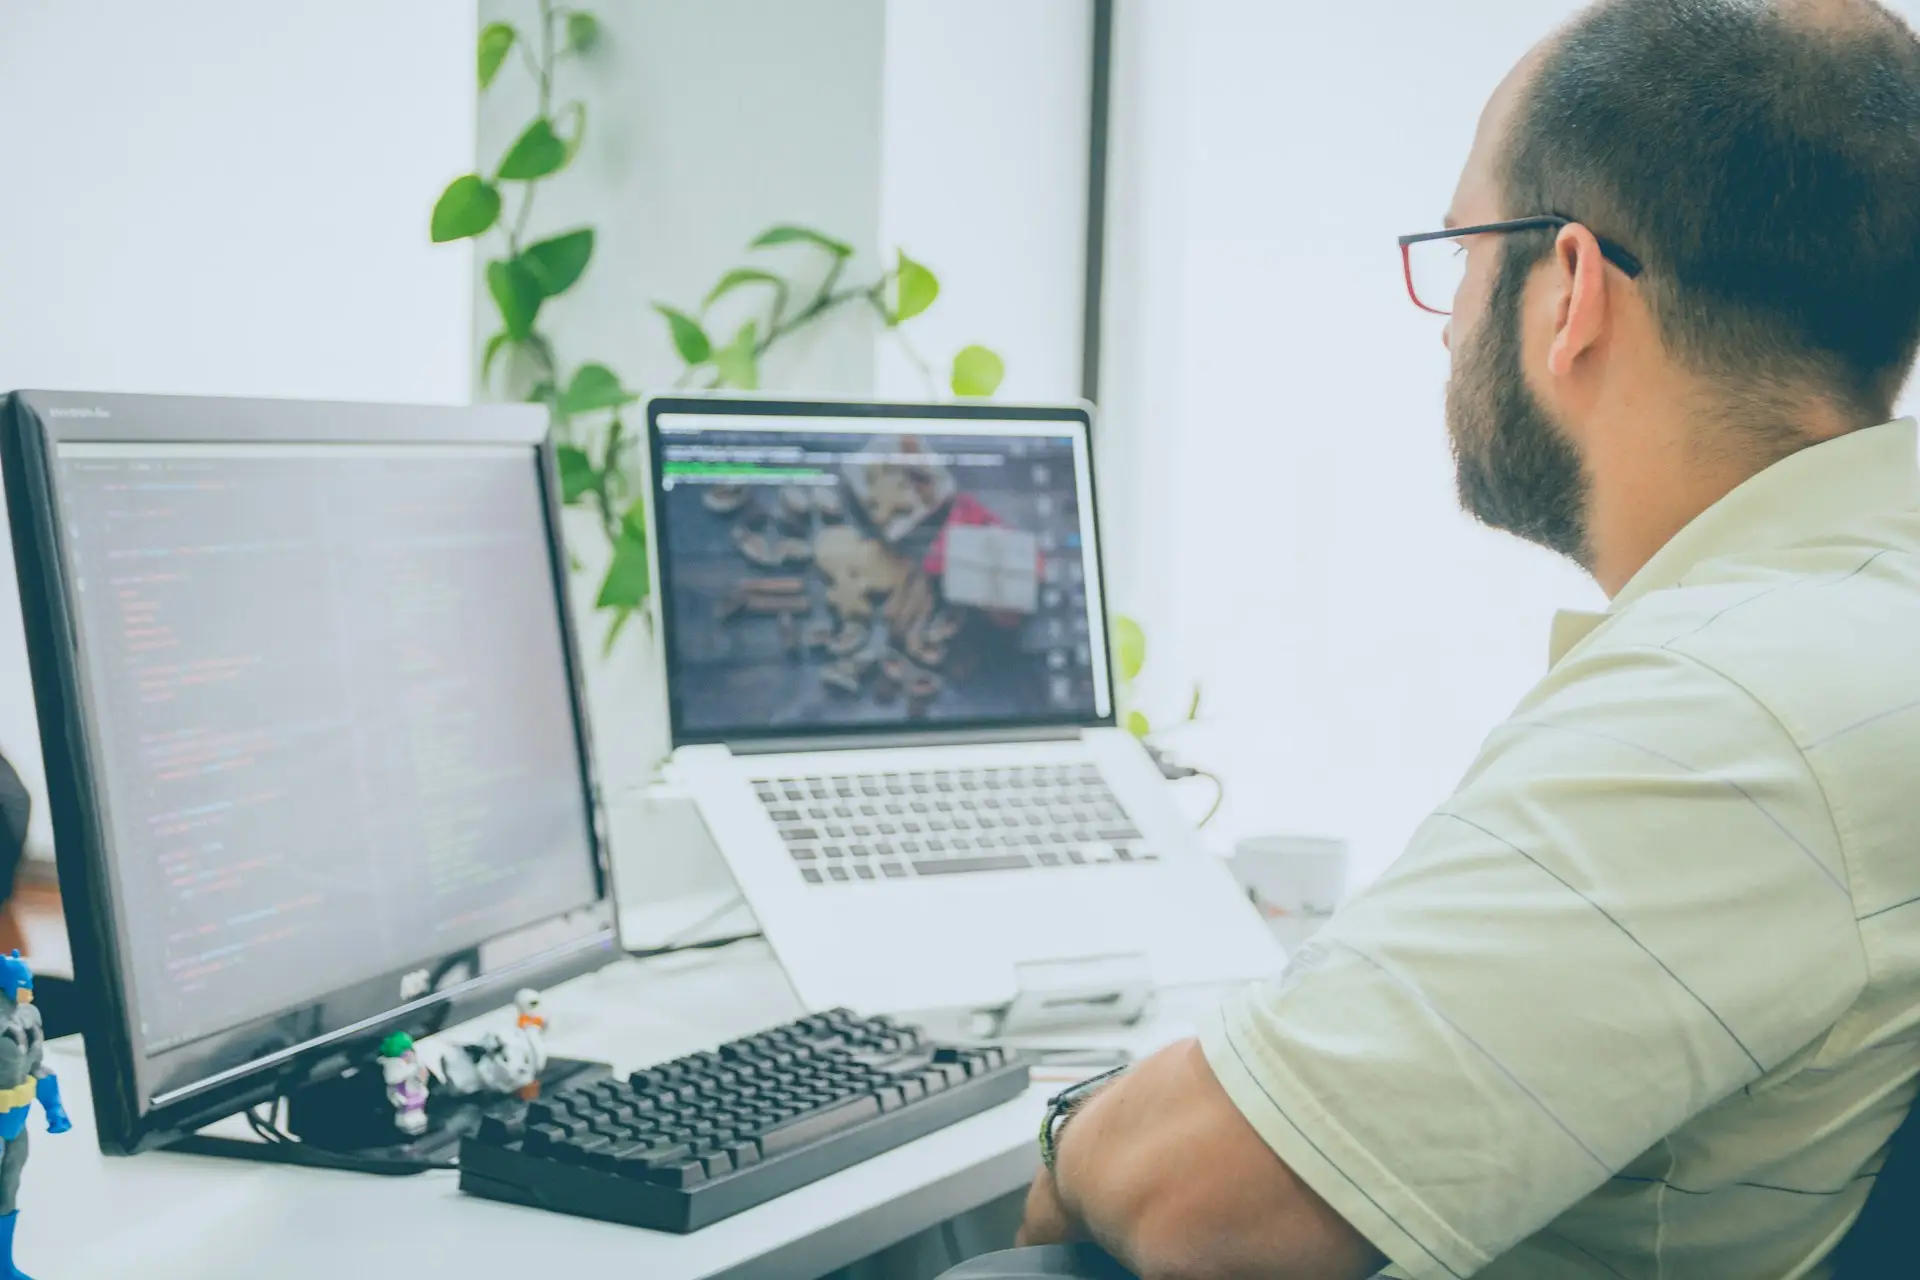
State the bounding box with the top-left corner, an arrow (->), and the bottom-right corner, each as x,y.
0,951 -> 70,1280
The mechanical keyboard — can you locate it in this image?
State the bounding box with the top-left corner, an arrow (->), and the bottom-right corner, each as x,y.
754,764 -> 1157,884
458,1007 -> 1030,1232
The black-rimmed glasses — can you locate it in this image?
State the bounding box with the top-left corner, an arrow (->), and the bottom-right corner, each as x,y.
1398,216 -> 1644,316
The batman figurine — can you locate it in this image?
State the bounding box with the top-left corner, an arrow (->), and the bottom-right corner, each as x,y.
0,950 -> 69,1280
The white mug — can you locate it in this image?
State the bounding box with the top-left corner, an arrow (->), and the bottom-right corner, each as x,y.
1229,836 -> 1350,952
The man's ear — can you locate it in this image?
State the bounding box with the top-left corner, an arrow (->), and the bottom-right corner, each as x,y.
1545,222 -> 1610,378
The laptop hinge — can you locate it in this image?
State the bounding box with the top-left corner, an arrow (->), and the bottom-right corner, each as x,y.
719,726 -> 1087,756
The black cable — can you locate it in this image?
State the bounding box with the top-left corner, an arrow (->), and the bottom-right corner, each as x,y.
625,929 -> 764,961
245,1104 -> 287,1145
624,895 -> 764,960
941,1218 -> 967,1269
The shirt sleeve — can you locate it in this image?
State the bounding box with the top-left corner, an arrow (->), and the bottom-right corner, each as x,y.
1201,644 -> 1868,1280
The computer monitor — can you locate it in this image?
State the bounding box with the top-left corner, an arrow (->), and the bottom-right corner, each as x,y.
644,398 -> 1115,747
0,391 -> 617,1154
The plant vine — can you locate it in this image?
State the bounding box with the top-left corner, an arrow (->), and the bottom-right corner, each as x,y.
431,1 -> 1007,649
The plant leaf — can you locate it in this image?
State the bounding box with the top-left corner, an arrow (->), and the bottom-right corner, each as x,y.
478,22 -> 517,89
556,101 -> 588,164
1185,683 -> 1203,722
486,259 -> 542,340
430,175 -> 501,242
712,320 -> 760,390
521,228 -> 594,297
894,250 -> 939,324
497,118 -> 569,181
950,344 -> 1006,398
1124,709 -> 1151,739
566,11 -> 601,53
653,303 -> 712,365
596,501 -> 651,610
749,224 -> 854,256
703,267 -> 787,312
481,331 -> 512,382
561,362 -> 636,416
601,606 -> 635,657
1112,615 -> 1147,683
555,444 -> 597,505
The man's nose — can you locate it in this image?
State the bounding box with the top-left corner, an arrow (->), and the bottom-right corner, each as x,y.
1442,319 -> 1453,353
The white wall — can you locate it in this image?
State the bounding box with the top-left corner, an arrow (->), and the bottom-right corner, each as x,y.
1102,0 -> 1606,885
0,0 -> 478,857
1103,0 -> 1920,888
472,0 -> 1091,411
474,0 -> 889,404
875,1 -> 1092,401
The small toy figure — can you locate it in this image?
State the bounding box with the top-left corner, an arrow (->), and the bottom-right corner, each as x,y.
0,950 -> 70,1280
418,989 -> 552,1101
509,988 -> 549,1099
376,1032 -> 431,1137
433,1030 -> 537,1098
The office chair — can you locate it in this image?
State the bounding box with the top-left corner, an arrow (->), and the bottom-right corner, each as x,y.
1829,1091 -> 1920,1275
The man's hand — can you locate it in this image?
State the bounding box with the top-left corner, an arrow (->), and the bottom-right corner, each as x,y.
1035,1039 -> 1386,1280
1015,1165 -> 1083,1247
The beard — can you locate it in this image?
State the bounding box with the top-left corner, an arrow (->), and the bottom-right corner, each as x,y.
1445,244 -> 1592,565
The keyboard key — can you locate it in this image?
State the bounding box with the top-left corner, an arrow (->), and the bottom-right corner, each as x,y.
880,863 -> 907,878
827,867 -> 849,881
645,1160 -> 708,1189
752,1095 -> 883,1156
912,855 -> 1032,876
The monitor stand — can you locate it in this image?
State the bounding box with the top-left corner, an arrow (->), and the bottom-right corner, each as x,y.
168,1055 -> 611,1176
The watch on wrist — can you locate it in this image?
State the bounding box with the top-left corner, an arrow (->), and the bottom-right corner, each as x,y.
1039,1064 -> 1129,1173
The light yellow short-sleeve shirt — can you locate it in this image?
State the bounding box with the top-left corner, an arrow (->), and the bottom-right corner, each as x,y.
1203,420 -> 1920,1279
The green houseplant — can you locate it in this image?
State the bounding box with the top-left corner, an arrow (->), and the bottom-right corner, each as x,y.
429,1 -> 1006,649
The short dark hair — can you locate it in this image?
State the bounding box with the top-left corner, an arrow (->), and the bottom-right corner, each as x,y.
1502,0 -> 1920,425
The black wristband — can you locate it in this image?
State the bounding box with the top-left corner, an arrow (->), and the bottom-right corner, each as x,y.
1039,1064 -> 1129,1173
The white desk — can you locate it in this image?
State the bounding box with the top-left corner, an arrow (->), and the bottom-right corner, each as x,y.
27,942 -> 1212,1280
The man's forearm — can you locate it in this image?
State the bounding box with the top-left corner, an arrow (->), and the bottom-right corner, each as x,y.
1022,1040 -> 1384,1280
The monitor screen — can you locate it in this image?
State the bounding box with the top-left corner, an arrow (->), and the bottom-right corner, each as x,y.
52,441 -> 601,1061
651,407 -> 1113,744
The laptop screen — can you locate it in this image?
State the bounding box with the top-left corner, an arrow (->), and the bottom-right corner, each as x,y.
649,403 -> 1114,746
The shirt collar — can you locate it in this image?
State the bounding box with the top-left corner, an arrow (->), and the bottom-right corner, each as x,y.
1548,418 -> 1920,667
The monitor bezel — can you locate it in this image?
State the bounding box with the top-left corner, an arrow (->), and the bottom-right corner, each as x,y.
643,395 -> 1119,750
0,390 -> 619,1154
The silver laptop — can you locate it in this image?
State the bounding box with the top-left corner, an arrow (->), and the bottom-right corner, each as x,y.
644,396 -> 1282,1015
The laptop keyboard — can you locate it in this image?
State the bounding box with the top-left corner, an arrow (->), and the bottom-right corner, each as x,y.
752,764 -> 1156,885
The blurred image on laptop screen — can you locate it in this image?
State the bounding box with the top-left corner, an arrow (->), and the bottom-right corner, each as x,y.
651,414 -> 1108,743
